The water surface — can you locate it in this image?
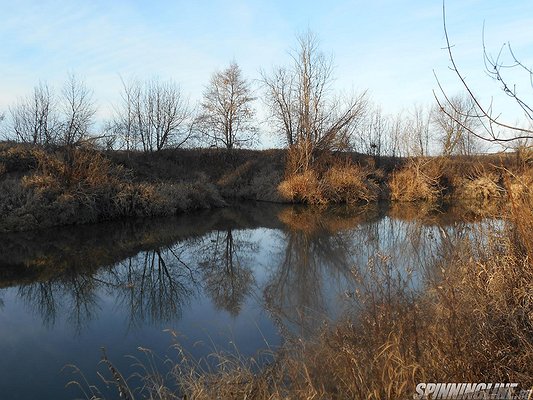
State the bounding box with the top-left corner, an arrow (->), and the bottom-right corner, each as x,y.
0,202 -> 496,399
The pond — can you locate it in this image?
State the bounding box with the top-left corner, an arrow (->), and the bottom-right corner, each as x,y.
0,201 -> 497,399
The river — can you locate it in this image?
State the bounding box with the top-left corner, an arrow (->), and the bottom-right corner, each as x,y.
0,201 -> 497,399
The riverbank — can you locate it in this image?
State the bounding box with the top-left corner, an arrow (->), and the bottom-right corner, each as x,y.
0,142 -> 530,232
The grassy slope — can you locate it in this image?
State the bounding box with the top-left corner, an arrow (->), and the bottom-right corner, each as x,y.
0,141 -> 529,232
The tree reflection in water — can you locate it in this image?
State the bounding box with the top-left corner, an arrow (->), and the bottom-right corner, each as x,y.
0,203 -> 494,338
264,207 -> 370,337
196,229 -> 257,316
100,245 -> 199,328
17,272 -> 99,333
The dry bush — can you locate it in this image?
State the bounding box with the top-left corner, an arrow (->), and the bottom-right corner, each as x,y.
389,159 -> 444,202
278,160 -> 379,205
506,168 -> 533,203
0,146 -> 226,231
285,141 -> 315,176
454,175 -> 503,200
515,146 -> 533,171
0,143 -> 39,173
451,163 -> 505,200
26,148 -> 127,191
322,164 -> 379,204
278,169 -> 325,204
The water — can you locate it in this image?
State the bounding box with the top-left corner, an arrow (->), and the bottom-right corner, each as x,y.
0,202 -> 497,399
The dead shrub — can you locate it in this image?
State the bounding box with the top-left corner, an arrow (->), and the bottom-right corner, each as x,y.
455,175 -> 503,200
0,144 -> 39,173
322,164 -> 379,204
31,148 -> 127,190
506,169 -> 533,203
285,141 -> 314,176
451,163 -> 505,200
278,169 -> 325,204
390,159 -> 444,202
279,161 -> 379,205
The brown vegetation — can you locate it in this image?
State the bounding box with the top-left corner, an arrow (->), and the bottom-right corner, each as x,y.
1,141 -> 532,231
278,145 -> 381,205
389,158 -> 445,202
0,144 -> 225,232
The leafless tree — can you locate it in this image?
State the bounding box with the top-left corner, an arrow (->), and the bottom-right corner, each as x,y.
407,104 -> 433,157
262,30 -> 367,170
357,105 -> 389,158
196,62 -> 257,149
60,74 -> 96,147
433,94 -> 481,156
435,3 -> 533,146
6,82 -> 59,145
113,78 -> 192,152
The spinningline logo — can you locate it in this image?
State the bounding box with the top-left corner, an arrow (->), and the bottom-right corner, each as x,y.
413,383 -> 533,399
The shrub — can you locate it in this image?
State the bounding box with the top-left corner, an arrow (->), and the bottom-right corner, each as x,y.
389,159 -> 444,202
278,169 -> 325,204
322,164 -> 379,204
454,175 -> 504,200
278,162 -> 379,205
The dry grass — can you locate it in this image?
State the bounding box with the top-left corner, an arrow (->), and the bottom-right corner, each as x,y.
278,169 -> 324,204
278,162 -> 380,205
389,158 -> 445,202
322,164 -> 379,204
0,145 -> 225,232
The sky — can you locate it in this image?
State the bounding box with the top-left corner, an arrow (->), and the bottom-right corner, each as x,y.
1,0 -> 533,146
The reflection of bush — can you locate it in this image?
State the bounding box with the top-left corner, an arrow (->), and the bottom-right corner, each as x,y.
388,200 -> 502,225
277,204 -> 382,235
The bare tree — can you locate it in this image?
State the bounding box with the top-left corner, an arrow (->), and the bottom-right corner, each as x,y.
433,94 -> 481,156
6,82 -> 58,145
113,78 -> 192,152
196,62 -> 257,149
60,74 -> 96,147
357,105 -> 389,158
262,30 -> 367,171
408,104 -> 433,157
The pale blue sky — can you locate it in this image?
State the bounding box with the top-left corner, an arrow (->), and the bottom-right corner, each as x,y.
1,0 -> 533,139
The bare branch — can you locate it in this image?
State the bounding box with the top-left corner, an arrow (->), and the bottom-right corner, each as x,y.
435,1 -> 533,147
